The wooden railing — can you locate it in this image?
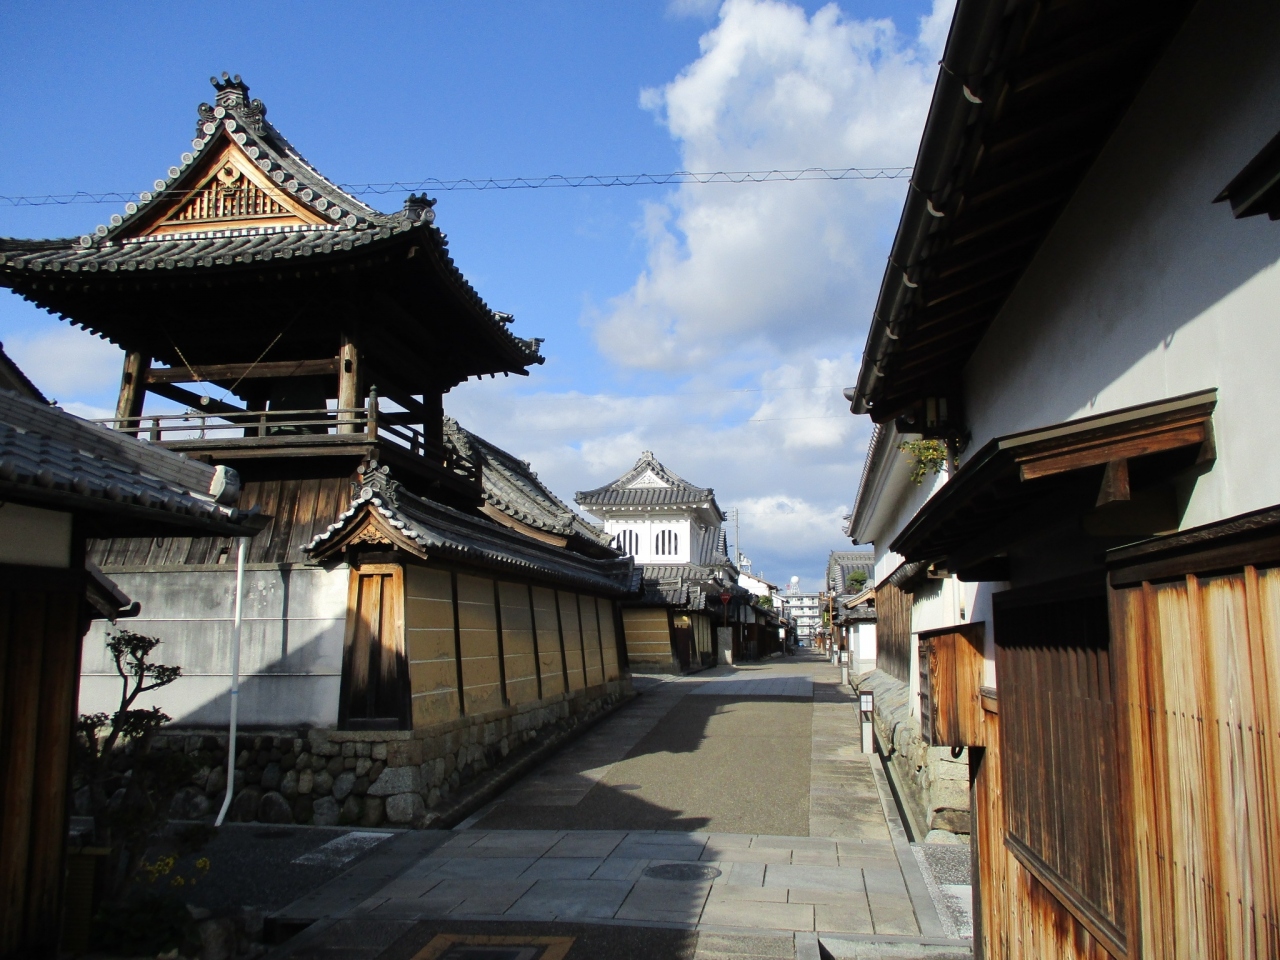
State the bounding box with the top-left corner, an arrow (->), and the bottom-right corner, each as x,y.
95,392 -> 477,483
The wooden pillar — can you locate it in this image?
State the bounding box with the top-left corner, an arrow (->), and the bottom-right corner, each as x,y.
422,389 -> 444,449
114,351 -> 149,435
337,335 -> 360,434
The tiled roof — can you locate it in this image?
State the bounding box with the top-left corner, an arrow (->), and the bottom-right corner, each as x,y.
0,389 -> 252,534
828,550 -> 874,594
0,343 -> 46,402
306,462 -> 634,596
0,74 -> 542,370
444,418 -> 611,548
631,560 -> 744,610
575,451 -> 721,512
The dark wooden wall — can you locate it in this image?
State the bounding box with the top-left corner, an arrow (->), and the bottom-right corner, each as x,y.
994,584 -> 1126,955
875,581 -> 913,682
0,569 -> 84,959
89,475 -> 351,567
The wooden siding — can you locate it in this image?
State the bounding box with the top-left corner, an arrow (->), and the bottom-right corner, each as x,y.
598,598 -> 620,681
1110,566 -> 1280,960
405,566 -> 460,728
994,585 -> 1127,955
621,608 -> 674,665
0,574 -> 84,958
972,698 -> 1116,960
876,580 -> 913,682
457,574 -> 503,715
89,475 -> 352,567
498,581 -> 539,705
579,594 -> 604,687
558,591 -> 586,691
531,586 -> 567,698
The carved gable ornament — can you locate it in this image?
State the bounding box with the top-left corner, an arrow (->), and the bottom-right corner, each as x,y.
628,470 -> 670,489
129,142 -> 324,238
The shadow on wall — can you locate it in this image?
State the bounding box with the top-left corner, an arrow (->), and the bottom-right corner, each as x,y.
965,0 -> 1280,439
80,564 -> 346,727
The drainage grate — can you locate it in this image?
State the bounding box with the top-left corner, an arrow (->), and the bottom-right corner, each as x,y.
437,948 -> 539,960
643,862 -> 722,882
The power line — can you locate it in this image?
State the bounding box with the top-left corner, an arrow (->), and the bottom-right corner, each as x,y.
0,165 -> 912,208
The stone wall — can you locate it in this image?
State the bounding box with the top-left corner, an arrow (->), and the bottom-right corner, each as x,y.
858,669 -> 970,841
139,681 -> 630,828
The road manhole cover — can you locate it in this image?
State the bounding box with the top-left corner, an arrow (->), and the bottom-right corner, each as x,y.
643,862 -> 722,882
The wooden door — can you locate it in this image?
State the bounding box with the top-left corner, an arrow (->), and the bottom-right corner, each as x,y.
339,565 -> 409,730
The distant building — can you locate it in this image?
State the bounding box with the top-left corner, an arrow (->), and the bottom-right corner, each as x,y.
576,452 -> 778,669
779,589 -> 822,644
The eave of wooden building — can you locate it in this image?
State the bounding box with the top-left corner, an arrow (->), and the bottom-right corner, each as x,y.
851,0 -> 1199,423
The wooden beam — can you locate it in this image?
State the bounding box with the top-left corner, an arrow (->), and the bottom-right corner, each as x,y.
1095,459 -> 1131,506
1018,421 -> 1209,481
146,382 -> 246,416
145,358 -> 339,385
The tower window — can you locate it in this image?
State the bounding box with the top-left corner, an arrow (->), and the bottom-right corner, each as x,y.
614,528 -> 639,555
655,529 -> 679,556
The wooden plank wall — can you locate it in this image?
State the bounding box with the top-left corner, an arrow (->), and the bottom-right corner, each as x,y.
876,581 -> 913,682
621,608 -> 674,666
1110,565 -> 1280,960
971,697 -> 1114,960
402,565 -> 622,729
89,475 -> 352,567
0,577 -> 83,959
995,589 -> 1127,955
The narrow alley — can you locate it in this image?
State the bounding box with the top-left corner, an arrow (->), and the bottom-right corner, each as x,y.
268,654 -> 971,960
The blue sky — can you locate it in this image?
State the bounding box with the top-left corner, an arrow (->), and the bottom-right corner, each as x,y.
0,0 -> 949,589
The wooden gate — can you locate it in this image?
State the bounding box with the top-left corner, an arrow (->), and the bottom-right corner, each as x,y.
339,565 -> 409,730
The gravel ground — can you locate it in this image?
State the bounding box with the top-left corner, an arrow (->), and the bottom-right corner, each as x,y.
919,843 -> 972,885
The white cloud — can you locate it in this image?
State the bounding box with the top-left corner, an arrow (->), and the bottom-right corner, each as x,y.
4,325 -> 123,406
594,0 -> 952,370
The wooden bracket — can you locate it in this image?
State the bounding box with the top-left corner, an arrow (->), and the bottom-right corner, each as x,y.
1096,459 -> 1130,506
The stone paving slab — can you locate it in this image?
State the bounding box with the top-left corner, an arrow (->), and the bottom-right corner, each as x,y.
689,677 -> 813,698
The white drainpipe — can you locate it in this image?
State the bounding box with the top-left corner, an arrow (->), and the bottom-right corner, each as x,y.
215,537 -> 249,827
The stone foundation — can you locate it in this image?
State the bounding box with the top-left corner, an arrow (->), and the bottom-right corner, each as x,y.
858,669 -> 970,841
132,681 -> 631,828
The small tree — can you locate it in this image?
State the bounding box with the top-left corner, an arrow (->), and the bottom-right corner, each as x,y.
73,630 -> 197,903
845,570 -> 868,593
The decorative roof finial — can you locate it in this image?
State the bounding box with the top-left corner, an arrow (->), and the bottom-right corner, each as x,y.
210,72 -> 250,107
640,450 -> 655,461
403,194 -> 437,224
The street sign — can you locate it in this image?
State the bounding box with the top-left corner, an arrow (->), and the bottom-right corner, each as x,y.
720,592 -> 731,604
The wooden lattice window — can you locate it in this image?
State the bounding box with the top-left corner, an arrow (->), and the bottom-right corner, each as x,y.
614,528 -> 639,555
655,528 -> 679,556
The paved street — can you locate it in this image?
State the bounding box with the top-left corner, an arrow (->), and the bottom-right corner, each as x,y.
270,653 -> 971,959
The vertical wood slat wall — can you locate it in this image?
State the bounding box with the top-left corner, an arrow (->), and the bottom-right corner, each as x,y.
396,564 -> 624,731
994,589 -> 1127,954
89,476 -> 352,568
1110,563 -> 1280,960
0,580 -> 83,959
876,580 -> 913,682
971,706 -> 1114,960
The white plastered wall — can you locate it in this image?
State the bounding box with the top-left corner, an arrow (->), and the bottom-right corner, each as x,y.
962,0 -> 1280,532
82,564 -> 348,728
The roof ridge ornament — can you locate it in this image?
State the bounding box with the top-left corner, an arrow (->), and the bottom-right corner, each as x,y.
211,72 -> 250,107
403,194 -> 436,225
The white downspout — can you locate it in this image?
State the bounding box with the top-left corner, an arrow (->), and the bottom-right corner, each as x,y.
215,537 -> 249,827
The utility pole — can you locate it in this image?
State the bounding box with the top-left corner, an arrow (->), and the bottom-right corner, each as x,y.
732,507 -> 741,567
